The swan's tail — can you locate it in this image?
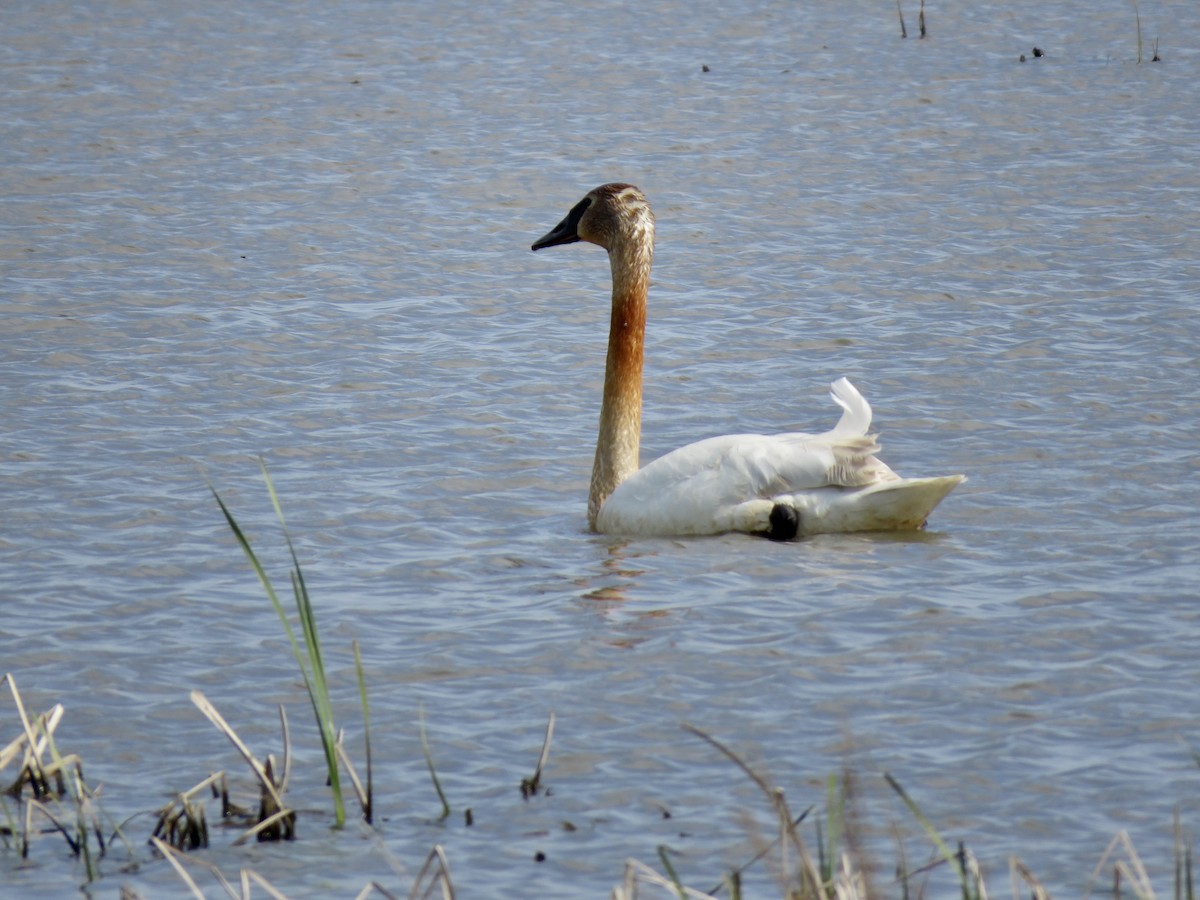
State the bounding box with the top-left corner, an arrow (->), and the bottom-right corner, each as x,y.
771,474 -> 966,539
828,377 -> 872,437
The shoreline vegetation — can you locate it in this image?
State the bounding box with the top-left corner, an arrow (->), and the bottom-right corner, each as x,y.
2,467 -> 1193,898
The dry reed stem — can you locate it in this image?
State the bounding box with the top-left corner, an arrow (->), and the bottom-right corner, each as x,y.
189,691 -> 294,842
335,729 -> 370,816
682,723 -> 819,888
242,869 -> 291,900
408,843 -> 455,900
152,835 -> 293,900
1087,830 -> 1155,899
521,712 -> 555,799
190,692 -> 288,815
613,858 -> 718,899
1008,856 -> 1051,900
2,674 -> 65,796
152,773 -> 226,851
150,837 -> 207,899
353,883 -> 402,900
3,675 -> 120,878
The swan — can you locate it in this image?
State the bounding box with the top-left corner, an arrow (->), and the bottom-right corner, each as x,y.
531,182 -> 964,540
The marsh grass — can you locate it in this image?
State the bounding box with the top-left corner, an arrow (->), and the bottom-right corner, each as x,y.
3,665 -> 1196,900
884,772 -> 986,899
151,773 -> 225,851
189,690 -> 296,843
682,723 -> 858,898
0,673 -> 134,882
5,468 -> 1197,897
143,836 -> 404,900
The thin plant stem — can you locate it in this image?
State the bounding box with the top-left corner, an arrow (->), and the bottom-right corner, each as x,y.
1131,0 -> 1143,63
353,640 -> 374,823
418,705 -> 451,821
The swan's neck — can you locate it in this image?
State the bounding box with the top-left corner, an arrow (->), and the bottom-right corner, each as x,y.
589,239 -> 652,529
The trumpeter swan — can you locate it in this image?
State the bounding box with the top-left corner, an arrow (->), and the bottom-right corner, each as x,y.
531,183 -> 964,539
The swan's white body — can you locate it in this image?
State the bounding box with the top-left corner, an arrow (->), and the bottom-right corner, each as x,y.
532,183 -> 964,540
596,378 -> 962,537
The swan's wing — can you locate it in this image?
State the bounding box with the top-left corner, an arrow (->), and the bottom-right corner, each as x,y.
596,428 -> 886,536
594,378 -> 963,538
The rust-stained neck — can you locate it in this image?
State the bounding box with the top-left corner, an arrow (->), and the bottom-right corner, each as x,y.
589,231 -> 653,529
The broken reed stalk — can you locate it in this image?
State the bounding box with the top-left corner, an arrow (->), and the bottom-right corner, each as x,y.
189,690 -> 295,842
151,773 -> 226,851
521,712 -> 555,799
210,458 -> 346,827
152,836 -> 298,900
409,843 -> 456,900
1088,830 -> 1156,898
335,728 -> 372,823
1,673 -> 131,881
151,837 -> 208,899
1009,856 -> 1051,900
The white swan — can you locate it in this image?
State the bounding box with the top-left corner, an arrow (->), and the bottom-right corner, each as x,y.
531,183 -> 964,540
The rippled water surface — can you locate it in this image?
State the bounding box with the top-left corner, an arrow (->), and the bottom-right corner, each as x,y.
4,0 -> 1199,896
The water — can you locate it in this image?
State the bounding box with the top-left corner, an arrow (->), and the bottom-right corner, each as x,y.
3,0 -> 1199,895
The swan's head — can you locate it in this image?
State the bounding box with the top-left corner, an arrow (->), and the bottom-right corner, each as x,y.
531,183 -> 655,255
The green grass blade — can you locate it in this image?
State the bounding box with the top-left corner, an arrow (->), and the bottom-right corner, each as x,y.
212,462 -> 345,827
419,704 -> 451,821
656,845 -> 687,900
209,484 -> 311,686
885,773 -> 969,897
259,459 -> 343,827
352,640 -> 373,823
825,772 -> 843,885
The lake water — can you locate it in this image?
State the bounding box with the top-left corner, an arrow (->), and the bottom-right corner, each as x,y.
3,0 -> 1199,896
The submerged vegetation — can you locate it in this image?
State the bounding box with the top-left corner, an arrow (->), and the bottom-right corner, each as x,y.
1,467 -> 1195,897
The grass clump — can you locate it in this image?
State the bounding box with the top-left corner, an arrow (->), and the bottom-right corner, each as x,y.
0,673 -> 132,882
